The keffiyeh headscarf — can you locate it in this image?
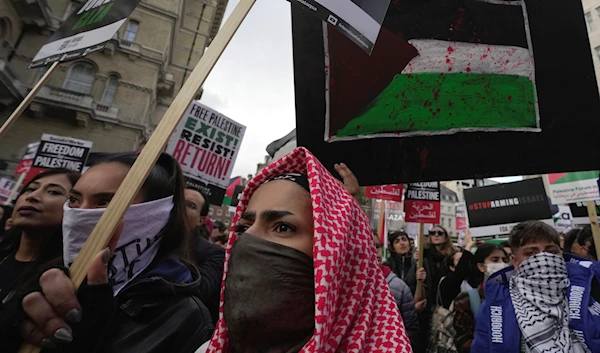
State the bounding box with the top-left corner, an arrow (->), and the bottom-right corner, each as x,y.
510,252 -> 588,353
206,147 -> 411,353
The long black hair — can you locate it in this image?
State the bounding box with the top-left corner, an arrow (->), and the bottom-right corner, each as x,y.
564,226 -> 596,260
94,153 -> 191,261
0,169 -> 80,296
467,243 -> 506,288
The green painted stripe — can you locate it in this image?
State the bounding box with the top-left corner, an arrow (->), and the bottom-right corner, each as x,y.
553,171 -> 599,184
335,73 -> 537,136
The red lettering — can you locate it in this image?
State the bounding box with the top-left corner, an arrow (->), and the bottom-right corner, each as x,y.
181,142 -> 193,166
172,140 -> 186,161
220,159 -> 231,180
189,145 -> 201,169
197,150 -> 209,172
205,153 -> 218,176
215,156 -> 227,180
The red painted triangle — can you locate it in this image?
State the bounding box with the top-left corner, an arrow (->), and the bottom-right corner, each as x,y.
547,173 -> 567,184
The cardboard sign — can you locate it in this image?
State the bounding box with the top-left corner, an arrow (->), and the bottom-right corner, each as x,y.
288,0 -> 390,54
0,178 -> 16,199
292,1 -> 600,185
553,205 -> 573,232
545,171 -> 600,204
25,134 -> 93,185
404,182 -> 440,224
570,201 -> 600,226
30,0 -> 143,68
167,102 -> 246,205
464,178 -> 553,237
14,142 -> 40,175
455,202 -> 468,231
365,184 -> 403,202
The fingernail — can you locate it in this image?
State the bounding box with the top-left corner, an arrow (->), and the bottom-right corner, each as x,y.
101,247 -> 110,264
41,338 -> 57,349
54,328 -> 73,343
66,308 -> 82,323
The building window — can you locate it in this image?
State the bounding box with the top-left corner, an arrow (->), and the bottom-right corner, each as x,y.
63,62 -> 95,94
586,12 -> 596,32
124,20 -> 139,41
208,209 -> 213,216
441,217 -> 445,227
101,75 -> 118,105
216,209 -> 223,216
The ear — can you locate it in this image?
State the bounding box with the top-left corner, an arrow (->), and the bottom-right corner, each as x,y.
198,216 -> 206,227
511,254 -> 518,269
477,263 -> 486,274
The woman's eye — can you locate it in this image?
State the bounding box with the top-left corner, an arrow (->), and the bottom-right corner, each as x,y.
98,199 -> 110,207
48,189 -> 64,196
23,187 -> 36,193
275,223 -> 295,233
68,197 -> 79,206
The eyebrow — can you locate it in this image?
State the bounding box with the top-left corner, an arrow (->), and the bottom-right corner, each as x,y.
69,189 -> 116,199
46,183 -> 67,193
240,210 -> 294,222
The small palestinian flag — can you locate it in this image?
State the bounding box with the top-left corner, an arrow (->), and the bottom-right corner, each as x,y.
327,0 -> 539,139
223,176 -> 243,206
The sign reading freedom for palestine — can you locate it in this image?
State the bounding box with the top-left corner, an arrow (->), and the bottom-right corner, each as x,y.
25,134 -> 93,185
167,102 -> 246,205
30,0 -> 143,68
404,182 -> 440,224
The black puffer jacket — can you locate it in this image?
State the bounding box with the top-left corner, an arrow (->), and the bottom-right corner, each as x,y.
386,253 -> 417,295
195,236 -> 225,325
2,256 -> 213,353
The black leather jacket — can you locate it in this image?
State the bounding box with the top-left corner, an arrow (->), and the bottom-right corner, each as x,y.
2,256 -> 214,353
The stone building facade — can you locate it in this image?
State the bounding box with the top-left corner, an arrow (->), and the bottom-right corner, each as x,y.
0,0 -> 228,177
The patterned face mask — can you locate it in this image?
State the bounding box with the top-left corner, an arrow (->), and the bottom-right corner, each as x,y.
206,147 -> 412,353
510,252 -> 589,353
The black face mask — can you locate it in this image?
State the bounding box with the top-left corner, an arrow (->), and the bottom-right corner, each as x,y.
224,233 -> 315,353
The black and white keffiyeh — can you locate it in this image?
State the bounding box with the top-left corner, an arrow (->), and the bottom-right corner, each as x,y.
510,252 -> 588,353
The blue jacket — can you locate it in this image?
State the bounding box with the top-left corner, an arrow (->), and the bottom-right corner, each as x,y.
471,254 -> 600,353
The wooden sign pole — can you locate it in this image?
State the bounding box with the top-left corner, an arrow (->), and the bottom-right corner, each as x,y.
586,201 -> 600,259
18,0 -> 256,351
0,62 -> 59,140
415,222 -> 425,301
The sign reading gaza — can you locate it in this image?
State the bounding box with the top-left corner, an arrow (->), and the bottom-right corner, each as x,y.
167,102 -> 246,205
464,178 -> 553,237
25,134 -> 93,185
404,182 -> 440,224
30,0 -> 143,68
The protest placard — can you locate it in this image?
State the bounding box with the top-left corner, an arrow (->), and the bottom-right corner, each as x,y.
25,134 -> 93,185
0,178 -> 16,200
292,0 -> 600,185
365,184 -> 403,202
545,171 -> 600,204
288,0 -> 390,54
464,178 -> 553,237
30,0 -> 143,68
570,201 -> 600,226
553,205 -> 573,232
455,202 -> 468,231
14,142 -> 40,175
404,182 -> 440,224
166,102 -> 246,205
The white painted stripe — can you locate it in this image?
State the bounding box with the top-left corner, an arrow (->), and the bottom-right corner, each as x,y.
474,0 -> 523,5
470,219 -> 554,238
316,0 -> 382,43
32,19 -> 126,62
401,39 -> 534,79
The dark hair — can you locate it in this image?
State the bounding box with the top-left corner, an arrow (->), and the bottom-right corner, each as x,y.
388,231 -> 409,254
499,241 -> 510,249
564,225 -> 596,260
213,220 -> 227,233
0,205 -> 14,234
508,220 -> 560,251
96,153 -> 191,261
0,169 -> 81,295
444,250 -> 461,272
467,243 -> 506,288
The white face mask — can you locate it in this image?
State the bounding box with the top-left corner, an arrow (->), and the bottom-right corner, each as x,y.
62,196 -> 174,295
485,262 -> 510,277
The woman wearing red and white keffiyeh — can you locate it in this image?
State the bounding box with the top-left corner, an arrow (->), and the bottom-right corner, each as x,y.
201,147 -> 412,353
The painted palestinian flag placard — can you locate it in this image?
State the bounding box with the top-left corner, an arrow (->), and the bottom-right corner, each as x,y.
324,0 -> 538,140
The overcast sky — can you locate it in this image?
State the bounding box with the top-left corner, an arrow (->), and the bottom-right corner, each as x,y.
200,0 -> 295,178
200,0 -> 522,184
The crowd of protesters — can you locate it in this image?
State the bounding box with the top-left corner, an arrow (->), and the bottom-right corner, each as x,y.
0,146 -> 598,353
